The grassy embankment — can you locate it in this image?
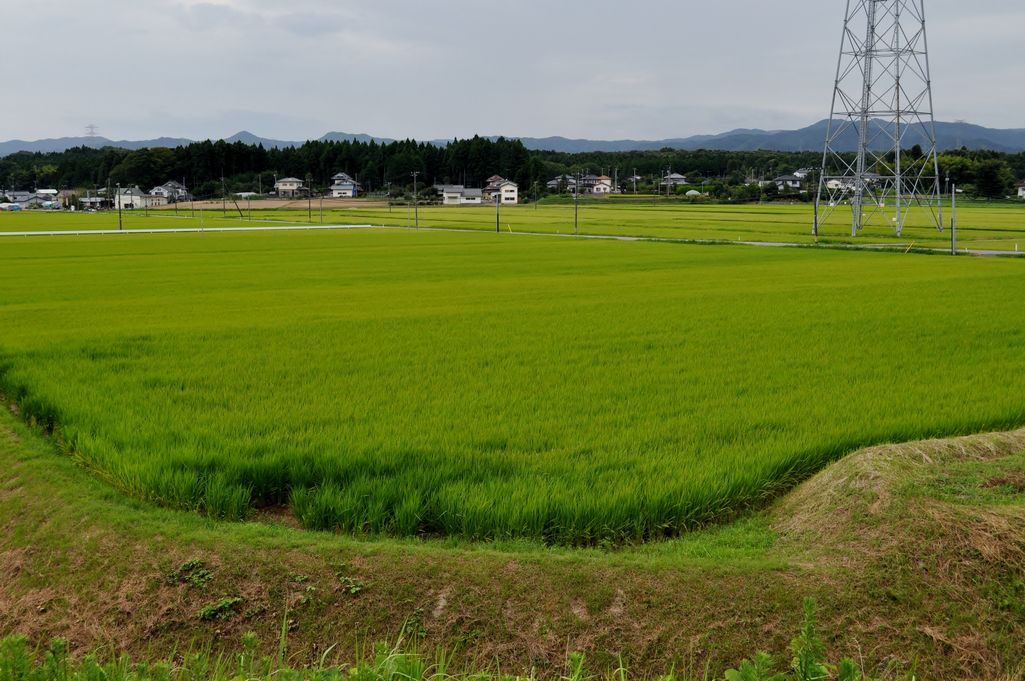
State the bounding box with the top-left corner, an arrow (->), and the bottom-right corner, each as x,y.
2,393 -> 1024,678
1,230 -> 1024,544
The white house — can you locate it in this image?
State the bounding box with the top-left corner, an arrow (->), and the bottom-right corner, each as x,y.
592,175 -> 613,194
483,175 -> 518,204
435,185 -> 482,205
660,172 -> 689,189
115,187 -> 168,210
150,180 -> 190,202
275,177 -> 304,197
1017,181 -> 1025,200
330,172 -> 360,198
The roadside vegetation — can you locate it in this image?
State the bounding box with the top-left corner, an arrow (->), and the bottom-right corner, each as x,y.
1,230 -> 1024,544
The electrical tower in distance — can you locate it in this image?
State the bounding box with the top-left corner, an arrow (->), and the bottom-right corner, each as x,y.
814,0 -> 943,237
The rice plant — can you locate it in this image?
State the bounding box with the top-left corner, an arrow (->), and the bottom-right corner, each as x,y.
1,229 -> 1024,544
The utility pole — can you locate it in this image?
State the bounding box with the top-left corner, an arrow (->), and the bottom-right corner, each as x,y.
116,182 -> 123,231
221,177 -> 227,217
411,171 -> 420,229
495,192 -> 501,233
574,171 -> 580,235
951,183 -> 958,255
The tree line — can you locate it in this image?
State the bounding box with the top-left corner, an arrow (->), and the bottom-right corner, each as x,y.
1,137 -> 1022,199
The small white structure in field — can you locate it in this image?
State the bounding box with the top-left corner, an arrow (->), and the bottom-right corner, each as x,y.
1017,181 -> 1025,200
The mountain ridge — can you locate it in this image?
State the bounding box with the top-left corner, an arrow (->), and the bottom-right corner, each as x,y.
2,120 -> 1024,157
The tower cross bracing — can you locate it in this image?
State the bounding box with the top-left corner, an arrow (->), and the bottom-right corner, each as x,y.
814,0 -> 943,237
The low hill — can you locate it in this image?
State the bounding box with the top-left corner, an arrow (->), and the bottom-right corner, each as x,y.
3,120 -> 1024,157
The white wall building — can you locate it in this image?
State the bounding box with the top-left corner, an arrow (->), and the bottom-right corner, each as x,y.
115,187 -> 168,209
275,177 -> 304,197
435,185 -> 482,205
661,172 -> 689,189
150,181 -> 190,202
592,176 -> 613,194
329,172 -> 360,198
483,176 -> 518,204
1017,181 -> 1025,199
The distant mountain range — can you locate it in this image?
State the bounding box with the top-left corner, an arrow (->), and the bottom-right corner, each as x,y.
3,120 -> 1024,157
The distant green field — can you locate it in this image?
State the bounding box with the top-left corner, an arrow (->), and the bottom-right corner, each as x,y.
4,201 -> 1024,251
2,230 -> 1025,544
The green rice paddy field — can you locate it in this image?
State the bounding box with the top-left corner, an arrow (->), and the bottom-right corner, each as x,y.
4,200 -> 1025,251
2,227 -> 1025,544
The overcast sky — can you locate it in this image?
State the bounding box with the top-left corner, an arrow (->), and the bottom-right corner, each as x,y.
2,0 -> 1022,142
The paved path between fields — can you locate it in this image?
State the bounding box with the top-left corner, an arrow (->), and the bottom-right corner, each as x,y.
2,221 -> 1022,258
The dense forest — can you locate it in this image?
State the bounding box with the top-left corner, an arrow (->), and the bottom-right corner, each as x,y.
1,136 -> 1023,199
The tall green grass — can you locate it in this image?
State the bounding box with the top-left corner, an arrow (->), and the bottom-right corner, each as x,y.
1,229 -> 1025,543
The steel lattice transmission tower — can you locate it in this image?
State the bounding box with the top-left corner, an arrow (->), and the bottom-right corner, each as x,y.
814,0 -> 943,237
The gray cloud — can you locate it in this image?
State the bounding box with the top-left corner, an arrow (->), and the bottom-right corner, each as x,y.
4,0 -> 1022,141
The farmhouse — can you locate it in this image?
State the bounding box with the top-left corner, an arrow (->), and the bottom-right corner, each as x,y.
329,172 -> 360,198
1017,181 -> 1025,199
434,184 -> 482,205
774,174 -> 804,191
274,177 -> 304,197
150,181 -> 190,202
4,191 -> 57,208
115,187 -> 168,210
546,174 -> 577,192
79,197 -> 107,210
482,176 -> 518,204
660,172 -> 689,189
